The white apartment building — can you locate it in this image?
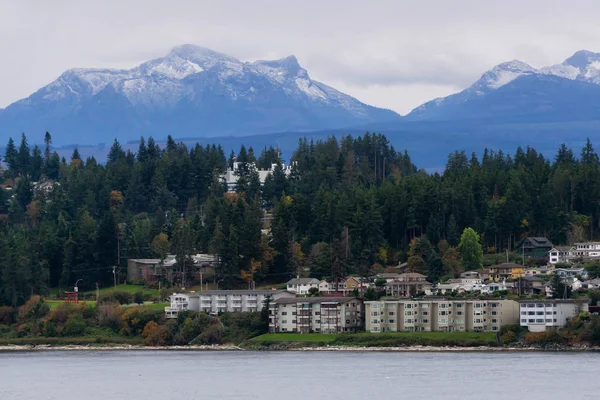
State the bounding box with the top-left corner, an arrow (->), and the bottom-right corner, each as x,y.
269,297 -> 363,334
166,290 -> 294,318
518,299 -> 590,332
365,298 -> 519,333
220,161 -> 292,192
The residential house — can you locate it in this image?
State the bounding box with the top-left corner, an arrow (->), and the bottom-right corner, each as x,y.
165,290 -> 295,318
320,277 -> 367,295
385,273 -> 433,297
488,263 -> 526,282
220,161 -> 292,192
518,299 -> 590,332
549,242 -> 600,265
372,273 -> 403,283
434,283 -> 463,295
524,267 -> 554,277
268,297 -> 363,333
127,257 -> 177,282
465,269 -> 492,281
286,278 -> 321,294
548,246 -> 575,265
583,278 -> 600,290
515,276 -> 545,296
555,268 -> 588,280
365,298 -> 519,333
165,293 -> 191,319
460,271 -> 480,279
517,237 -> 554,259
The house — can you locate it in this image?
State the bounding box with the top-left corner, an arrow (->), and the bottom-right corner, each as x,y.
286,278 -> 321,294
268,297 -> 363,333
465,269 -> 492,281
127,257 -> 177,282
583,278 -> 600,290
319,276 -> 368,295
517,237 -> 554,259
372,273 -> 403,283
165,290 -> 295,318
548,246 -> 575,264
515,276 -> 545,295
365,298 -> 519,333
554,268 -> 588,280
524,267 -> 554,276
488,263 -> 526,282
433,283 -> 463,295
220,161 -> 292,192
518,299 -> 590,332
549,242 -> 600,265
385,273 -> 433,297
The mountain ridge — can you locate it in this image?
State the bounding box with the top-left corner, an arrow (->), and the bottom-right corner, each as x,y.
0,44 -> 400,145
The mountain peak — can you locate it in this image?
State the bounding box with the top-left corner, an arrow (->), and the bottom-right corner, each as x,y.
564,49 -> 600,69
167,44 -> 240,65
252,55 -> 307,80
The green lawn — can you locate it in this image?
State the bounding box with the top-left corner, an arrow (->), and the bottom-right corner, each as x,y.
251,333 -> 338,342
250,331 -> 498,346
45,300 -> 96,310
129,302 -> 170,311
84,284 -> 160,297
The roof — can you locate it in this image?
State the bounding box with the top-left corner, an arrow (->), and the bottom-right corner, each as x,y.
520,237 -> 553,248
517,299 -> 590,304
374,273 -> 402,279
188,290 -> 285,297
399,272 -> 427,278
287,278 -> 320,285
489,263 -> 525,269
273,297 -> 359,305
521,276 -> 544,282
552,246 -> 574,252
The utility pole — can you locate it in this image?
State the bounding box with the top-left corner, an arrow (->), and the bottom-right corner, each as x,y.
112,266 -> 117,289
96,282 -> 100,301
200,271 -> 203,292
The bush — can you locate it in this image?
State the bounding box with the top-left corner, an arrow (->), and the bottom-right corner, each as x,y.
18,296 -> 50,322
523,330 -> 567,346
96,302 -> 123,331
580,316 -> 600,345
134,292 -> 144,305
0,306 -> 15,325
62,317 -> 87,337
120,307 -> 163,336
142,321 -> 169,346
98,290 -> 134,305
43,321 -> 57,337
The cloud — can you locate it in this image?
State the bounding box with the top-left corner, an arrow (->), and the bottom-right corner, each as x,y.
1,0 -> 600,113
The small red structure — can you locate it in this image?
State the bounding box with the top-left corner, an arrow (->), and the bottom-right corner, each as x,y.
64,291 -> 79,304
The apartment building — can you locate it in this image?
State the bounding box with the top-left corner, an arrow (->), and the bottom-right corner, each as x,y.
518,299 -> 590,332
269,297 -> 363,334
365,298 -> 519,333
549,242 -> 600,264
166,290 -> 294,318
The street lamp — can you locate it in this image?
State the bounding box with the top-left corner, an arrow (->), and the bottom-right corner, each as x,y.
74,279 -> 83,293
216,279 -> 224,290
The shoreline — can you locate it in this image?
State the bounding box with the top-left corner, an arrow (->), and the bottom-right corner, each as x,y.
0,344 -> 598,352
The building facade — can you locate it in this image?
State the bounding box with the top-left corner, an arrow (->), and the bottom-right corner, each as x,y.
517,237 -> 553,259
385,273 -> 433,296
365,298 -> 519,333
286,278 -> 321,294
269,297 -> 363,333
488,263 -> 526,282
518,299 -> 590,332
549,242 -> 600,265
165,290 -> 294,318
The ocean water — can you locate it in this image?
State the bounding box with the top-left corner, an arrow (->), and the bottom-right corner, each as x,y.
0,350 -> 596,399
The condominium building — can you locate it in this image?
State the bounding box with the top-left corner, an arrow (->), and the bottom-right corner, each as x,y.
518,299 -> 590,332
269,297 -> 363,334
166,290 -> 294,318
549,242 -> 600,264
365,298 -> 519,333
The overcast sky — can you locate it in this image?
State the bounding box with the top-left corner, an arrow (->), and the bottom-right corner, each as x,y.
2,0 -> 600,115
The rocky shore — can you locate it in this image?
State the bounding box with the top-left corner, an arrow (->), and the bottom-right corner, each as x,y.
1,344 -> 598,352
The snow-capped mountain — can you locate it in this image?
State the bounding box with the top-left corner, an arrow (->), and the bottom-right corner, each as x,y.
407,50 -> 600,120
0,44 -> 399,145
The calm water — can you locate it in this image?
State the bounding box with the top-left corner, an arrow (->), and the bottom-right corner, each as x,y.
0,351 -> 597,399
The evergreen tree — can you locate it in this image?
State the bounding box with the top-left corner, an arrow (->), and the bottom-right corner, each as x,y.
459,227 -> 483,271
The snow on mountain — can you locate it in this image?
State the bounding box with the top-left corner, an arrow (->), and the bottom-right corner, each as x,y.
408,50 -> 600,120
0,45 -> 399,144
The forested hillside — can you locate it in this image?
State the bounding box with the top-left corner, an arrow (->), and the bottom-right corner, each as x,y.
1,131 -> 599,306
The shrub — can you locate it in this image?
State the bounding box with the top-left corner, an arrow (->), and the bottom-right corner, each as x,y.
63,317 -> 87,337
142,321 -> 169,346
134,292 -> 144,305
96,302 -> 123,331
523,330 -> 567,346
43,321 -> 57,337
120,307 -> 163,336
0,306 -> 15,325
18,296 -> 50,322
98,290 -> 134,305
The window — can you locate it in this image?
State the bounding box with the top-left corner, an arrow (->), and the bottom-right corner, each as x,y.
492,319 -> 497,323
491,311 -> 497,316
422,319 -> 428,323
440,311 -> 447,316
316,320 -> 321,324
457,311 -> 463,316
389,319 -> 395,323
389,312 -> 395,316
406,319 -> 413,323
546,311 -> 552,315
406,304 -> 413,309
405,311 -> 413,316
536,319 -> 544,323
292,320 -> 297,323
315,312 -> 320,315
521,311 -> 527,315
456,304 -> 463,308
371,312 -> 379,316
282,312 -> 287,316
292,312 -> 297,315
528,312 -> 535,315
546,319 -> 552,323
536,304 -> 544,308
536,311 -> 544,315
553,319 -> 557,323
528,319 -> 535,323
282,320 -> 287,324
521,319 -> 527,323
422,311 -> 429,316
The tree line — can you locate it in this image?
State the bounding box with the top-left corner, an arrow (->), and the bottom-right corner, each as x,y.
0,131 -> 599,306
